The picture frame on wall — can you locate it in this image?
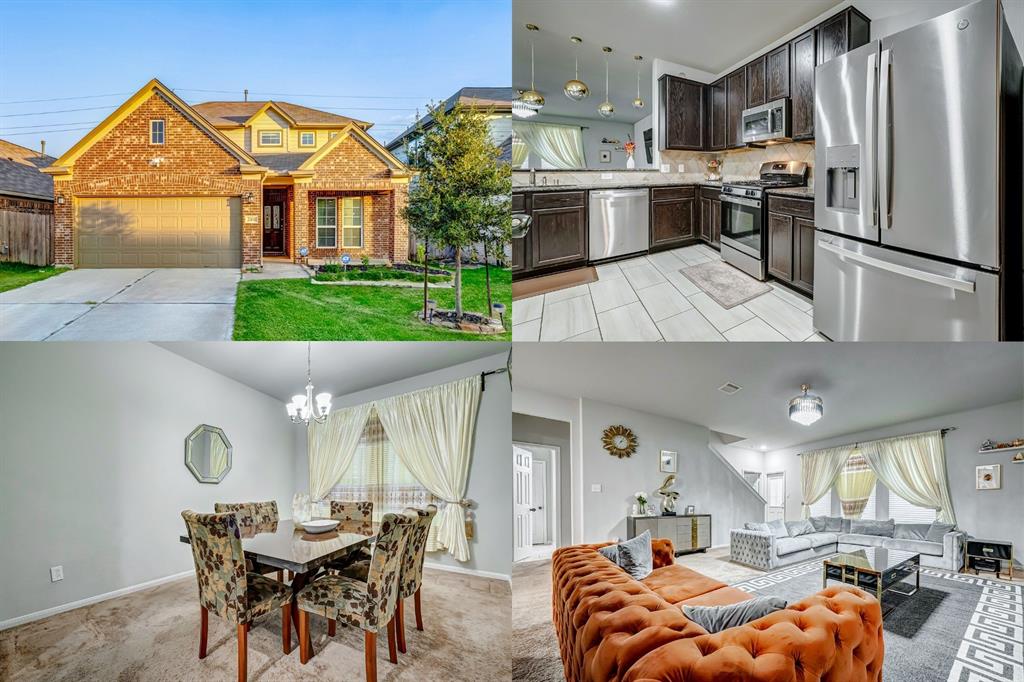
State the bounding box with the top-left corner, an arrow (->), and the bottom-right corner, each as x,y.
659,450 -> 678,473
599,149 -> 611,163
976,464 -> 1001,490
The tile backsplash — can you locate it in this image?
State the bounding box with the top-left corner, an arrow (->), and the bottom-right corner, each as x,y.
661,142 -> 815,186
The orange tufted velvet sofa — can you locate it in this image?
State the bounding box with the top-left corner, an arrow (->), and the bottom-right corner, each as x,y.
552,539 -> 884,682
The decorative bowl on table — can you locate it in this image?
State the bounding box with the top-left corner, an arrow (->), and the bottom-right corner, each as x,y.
301,519 -> 340,534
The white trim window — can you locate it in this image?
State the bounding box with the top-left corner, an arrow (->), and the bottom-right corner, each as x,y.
316,198 -> 337,248
299,131 -> 315,147
341,197 -> 363,248
259,130 -> 282,146
150,119 -> 165,145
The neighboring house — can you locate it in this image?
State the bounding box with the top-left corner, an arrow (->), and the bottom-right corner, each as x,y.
0,139 -> 55,264
386,87 -> 512,260
42,78 -> 412,269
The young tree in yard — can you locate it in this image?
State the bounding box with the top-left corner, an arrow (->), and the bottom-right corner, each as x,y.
404,102 -> 511,319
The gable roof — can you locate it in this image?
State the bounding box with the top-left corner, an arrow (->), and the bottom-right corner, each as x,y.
0,139 -> 56,200
299,123 -> 409,175
192,101 -> 371,129
45,79 -> 259,173
386,87 -> 513,151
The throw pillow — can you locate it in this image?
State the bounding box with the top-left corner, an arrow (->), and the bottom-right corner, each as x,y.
786,519 -> 816,536
823,516 -> 844,532
682,596 -> 788,634
809,516 -> 827,532
849,518 -> 895,537
617,530 -> 654,580
745,522 -> 771,533
597,544 -> 619,563
925,522 -> 955,543
893,523 -> 932,540
766,519 -> 790,538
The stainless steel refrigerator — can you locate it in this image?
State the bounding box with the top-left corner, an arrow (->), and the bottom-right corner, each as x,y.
813,0 -> 1022,341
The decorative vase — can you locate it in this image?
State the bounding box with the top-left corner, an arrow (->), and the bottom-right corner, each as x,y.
637,501 -> 647,516
626,154 -> 636,169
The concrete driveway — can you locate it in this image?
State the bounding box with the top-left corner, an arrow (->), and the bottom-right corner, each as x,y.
0,269 -> 239,340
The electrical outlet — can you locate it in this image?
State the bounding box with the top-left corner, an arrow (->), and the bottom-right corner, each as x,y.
600,172 -> 613,180
660,163 -> 671,173
591,483 -> 602,493
678,164 -> 686,173
50,566 -> 63,582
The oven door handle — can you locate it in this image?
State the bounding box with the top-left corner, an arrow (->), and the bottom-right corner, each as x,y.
720,194 -> 761,209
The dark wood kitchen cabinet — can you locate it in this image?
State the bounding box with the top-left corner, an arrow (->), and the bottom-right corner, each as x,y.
725,69 -> 746,148
817,8 -> 871,66
708,79 -> 727,151
765,43 -> 790,101
700,186 -> 722,247
512,191 -> 588,279
767,195 -> 815,295
746,56 -> 766,108
790,29 -> 817,141
511,193 -> 527,274
659,75 -> 706,150
700,196 -> 712,241
650,186 -> 697,250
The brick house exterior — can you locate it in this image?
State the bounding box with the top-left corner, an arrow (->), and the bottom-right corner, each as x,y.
42,79 -> 411,269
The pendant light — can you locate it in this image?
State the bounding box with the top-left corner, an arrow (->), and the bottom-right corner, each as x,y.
788,384 -> 823,426
632,55 -> 645,109
563,36 -> 589,101
514,24 -> 544,118
597,46 -> 615,118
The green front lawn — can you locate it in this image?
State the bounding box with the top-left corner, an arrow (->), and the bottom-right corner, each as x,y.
0,262 -> 64,293
233,266 -> 511,341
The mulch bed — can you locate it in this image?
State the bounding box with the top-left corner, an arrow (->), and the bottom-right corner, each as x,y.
416,309 -> 506,334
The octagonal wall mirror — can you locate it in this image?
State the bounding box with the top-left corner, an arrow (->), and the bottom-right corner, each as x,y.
185,424 -> 232,484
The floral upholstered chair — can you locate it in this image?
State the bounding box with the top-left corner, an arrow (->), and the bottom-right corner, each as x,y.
181,511 -> 292,682
330,500 -> 374,534
215,501 -> 284,581
296,510 -> 418,682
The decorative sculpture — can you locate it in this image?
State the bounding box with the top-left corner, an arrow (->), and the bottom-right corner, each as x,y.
657,475 -> 679,516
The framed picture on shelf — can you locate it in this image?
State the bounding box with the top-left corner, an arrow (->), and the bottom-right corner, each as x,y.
976,464 -> 1001,490
659,450 -> 678,473
684,504 -> 695,515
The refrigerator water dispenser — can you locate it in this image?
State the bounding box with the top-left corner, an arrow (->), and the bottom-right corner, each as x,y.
824,144 -> 861,212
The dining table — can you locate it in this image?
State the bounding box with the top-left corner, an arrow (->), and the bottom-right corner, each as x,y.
179,519 -> 375,657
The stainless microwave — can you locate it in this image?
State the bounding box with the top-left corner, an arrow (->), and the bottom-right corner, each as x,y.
742,98 -> 791,144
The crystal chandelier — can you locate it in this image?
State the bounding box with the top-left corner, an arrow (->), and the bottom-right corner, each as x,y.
788,384 -> 823,426
632,55 -> 645,109
564,36 -> 589,101
514,25 -> 544,118
598,47 -> 615,118
286,343 -> 332,425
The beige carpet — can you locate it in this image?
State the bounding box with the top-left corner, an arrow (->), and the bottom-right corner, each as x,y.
0,568 -> 510,681
511,547 -> 763,682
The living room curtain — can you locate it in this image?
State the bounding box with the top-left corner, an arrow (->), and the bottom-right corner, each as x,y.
375,375 -> 481,562
511,133 -> 528,168
799,445 -> 852,518
514,122 -> 585,169
859,430 -> 956,524
836,450 -> 876,518
307,402 -> 373,501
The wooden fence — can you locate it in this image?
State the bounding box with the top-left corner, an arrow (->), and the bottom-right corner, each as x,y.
0,209 -> 52,266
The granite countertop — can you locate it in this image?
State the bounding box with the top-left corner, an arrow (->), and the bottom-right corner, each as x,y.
765,186 -> 814,198
514,181 -> 723,193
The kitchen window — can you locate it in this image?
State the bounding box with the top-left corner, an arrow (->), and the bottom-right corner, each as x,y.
316,198 -> 337,248
299,131 -> 315,147
259,130 -> 282,147
341,197 -> 363,248
150,119 -> 165,145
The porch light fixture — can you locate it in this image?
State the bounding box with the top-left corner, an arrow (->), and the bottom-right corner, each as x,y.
514,24 -> 544,118
598,47 -> 615,118
286,343 -> 332,426
56,194 -> 65,205
788,384 -> 823,426
243,191 -> 255,204
563,37 -> 589,101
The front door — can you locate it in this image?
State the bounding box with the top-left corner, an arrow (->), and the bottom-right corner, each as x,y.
262,200 -> 285,255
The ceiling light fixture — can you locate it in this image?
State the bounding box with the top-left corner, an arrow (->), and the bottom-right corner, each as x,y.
286,343 -> 332,425
514,24 -> 545,118
788,384 -> 823,426
632,55 -> 645,109
598,46 -> 615,118
564,36 -> 590,101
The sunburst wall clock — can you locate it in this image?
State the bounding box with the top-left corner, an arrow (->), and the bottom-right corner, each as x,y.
602,425 -> 638,459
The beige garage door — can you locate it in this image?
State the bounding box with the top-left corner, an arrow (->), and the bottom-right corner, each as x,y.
77,197 -> 241,268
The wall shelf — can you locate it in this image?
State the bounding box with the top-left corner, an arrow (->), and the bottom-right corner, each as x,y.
978,444 -> 1024,454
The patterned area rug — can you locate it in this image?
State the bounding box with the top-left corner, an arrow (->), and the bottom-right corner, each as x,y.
679,260 -> 771,308
732,558 -> 1023,682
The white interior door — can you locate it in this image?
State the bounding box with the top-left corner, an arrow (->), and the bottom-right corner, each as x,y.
513,446 -> 534,562
531,459 -> 549,544
766,472 -> 786,521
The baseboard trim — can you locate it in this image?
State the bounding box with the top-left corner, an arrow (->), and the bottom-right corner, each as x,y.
424,561 -> 510,583
0,569 -> 194,632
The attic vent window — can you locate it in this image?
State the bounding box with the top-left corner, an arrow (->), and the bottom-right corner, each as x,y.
717,382 -> 742,395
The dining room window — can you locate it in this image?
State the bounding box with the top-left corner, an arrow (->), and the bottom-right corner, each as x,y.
327,408 -> 437,520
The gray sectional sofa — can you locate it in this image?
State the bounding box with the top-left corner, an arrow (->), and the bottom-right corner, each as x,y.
729,516 -> 965,572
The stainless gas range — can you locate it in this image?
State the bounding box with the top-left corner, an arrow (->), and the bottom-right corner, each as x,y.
720,161 -> 808,280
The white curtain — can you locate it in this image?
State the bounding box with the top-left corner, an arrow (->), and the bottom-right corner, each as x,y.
859,430 -> 956,524
836,450 -> 876,518
514,122 -> 585,169
511,133 -> 528,168
307,403 -> 373,501
800,445 -> 854,517
375,375 -> 481,562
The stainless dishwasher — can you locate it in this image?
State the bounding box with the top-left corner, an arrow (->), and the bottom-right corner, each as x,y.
588,188 -> 649,260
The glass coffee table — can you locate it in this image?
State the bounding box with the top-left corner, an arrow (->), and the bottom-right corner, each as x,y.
823,547 -> 920,614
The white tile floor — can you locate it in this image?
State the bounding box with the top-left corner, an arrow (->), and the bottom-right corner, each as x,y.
512,244 -> 828,342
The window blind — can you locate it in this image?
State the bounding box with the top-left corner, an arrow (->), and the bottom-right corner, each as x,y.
808,490 -> 832,517
889,491 -> 937,524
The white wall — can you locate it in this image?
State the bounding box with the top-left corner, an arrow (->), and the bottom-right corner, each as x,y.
292,353 -> 511,578
0,343 -> 296,625
764,400 -> 1024,565
578,398 -> 766,547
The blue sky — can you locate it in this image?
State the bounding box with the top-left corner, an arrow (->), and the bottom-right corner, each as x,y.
0,0 -> 510,155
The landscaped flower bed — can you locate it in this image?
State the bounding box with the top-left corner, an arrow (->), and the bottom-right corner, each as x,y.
313,262 -> 452,285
